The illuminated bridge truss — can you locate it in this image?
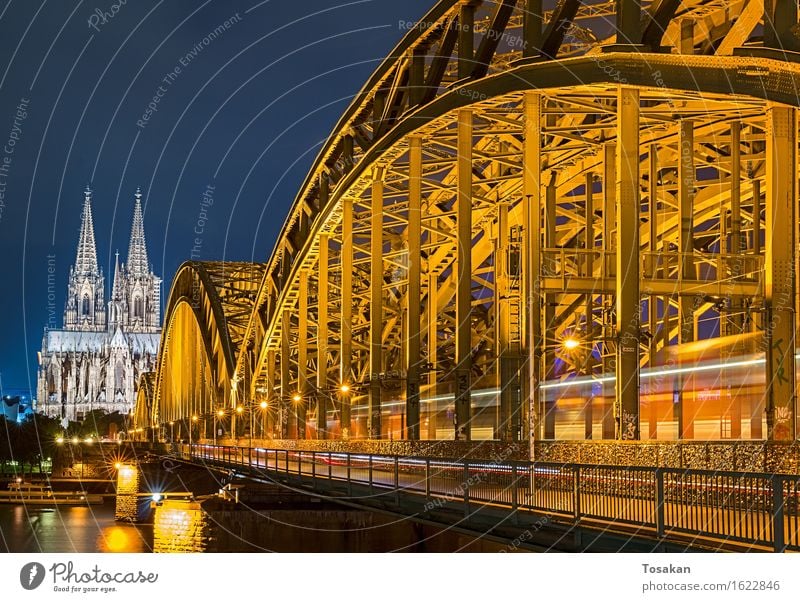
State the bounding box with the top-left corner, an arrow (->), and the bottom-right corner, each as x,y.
142,0 -> 800,446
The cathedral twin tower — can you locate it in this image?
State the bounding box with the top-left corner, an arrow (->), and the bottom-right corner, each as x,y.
38,188 -> 162,423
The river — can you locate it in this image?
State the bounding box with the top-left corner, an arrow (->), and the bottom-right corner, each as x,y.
0,504 -> 153,553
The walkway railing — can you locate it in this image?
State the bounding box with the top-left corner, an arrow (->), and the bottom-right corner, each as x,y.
182,444 -> 800,552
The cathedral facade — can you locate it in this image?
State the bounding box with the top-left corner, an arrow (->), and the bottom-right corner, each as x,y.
37,188 -> 162,422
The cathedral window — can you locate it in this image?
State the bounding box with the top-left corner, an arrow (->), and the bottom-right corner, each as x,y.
82,295 -> 91,316
134,296 -> 143,318
115,361 -> 125,393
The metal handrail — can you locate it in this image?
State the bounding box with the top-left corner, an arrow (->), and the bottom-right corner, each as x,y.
182,443 -> 799,552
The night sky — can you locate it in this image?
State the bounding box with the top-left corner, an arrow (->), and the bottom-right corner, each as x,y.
0,0 -> 433,393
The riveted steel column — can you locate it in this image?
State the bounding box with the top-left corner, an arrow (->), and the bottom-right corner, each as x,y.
602,142 -> 617,439
340,199 -> 353,439
585,171 -> 595,440
677,120 -> 696,439
497,201 -> 518,441
616,86 -> 640,441
280,309 -> 291,440
459,2 -> 476,79
407,137 -> 423,440
648,144 -> 658,354
523,0 -> 543,57
428,268 -> 439,441
266,350 -> 276,436
616,0 -> 642,45
317,235 -> 329,439
543,182 -> 557,440
678,120 -> 696,344
765,104 -> 797,441
524,91 -> 542,456
728,122 -> 744,337
752,177 -> 765,438
297,270 -> 309,439
369,167 -> 385,439
455,109 -> 473,441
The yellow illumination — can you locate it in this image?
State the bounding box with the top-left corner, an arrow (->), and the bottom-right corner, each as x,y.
217,409 -> 225,417
71,437 -> 79,444
101,526 -> 133,553
259,401 -> 268,409
292,394 -> 302,403
563,338 -> 580,351
56,437 -> 64,444
114,462 -> 122,470
236,406 -> 244,414
192,415 -> 198,422
339,384 -> 350,394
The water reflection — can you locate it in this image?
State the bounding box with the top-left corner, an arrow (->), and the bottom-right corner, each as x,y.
0,504 -> 153,553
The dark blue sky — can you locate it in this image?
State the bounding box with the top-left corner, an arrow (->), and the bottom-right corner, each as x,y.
0,0 -> 433,392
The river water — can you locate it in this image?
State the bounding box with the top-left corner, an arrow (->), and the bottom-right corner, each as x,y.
0,504 -> 153,553
1,502 -> 511,553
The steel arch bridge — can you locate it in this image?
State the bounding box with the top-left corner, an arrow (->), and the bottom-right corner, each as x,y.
136,0 -> 800,450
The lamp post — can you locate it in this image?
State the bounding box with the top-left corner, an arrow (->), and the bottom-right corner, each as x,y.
190,415 -> 198,449
215,409 -> 225,446
259,400 -> 268,439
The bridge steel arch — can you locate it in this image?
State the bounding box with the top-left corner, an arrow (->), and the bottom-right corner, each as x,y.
150,0 -> 800,448
137,262 -> 264,441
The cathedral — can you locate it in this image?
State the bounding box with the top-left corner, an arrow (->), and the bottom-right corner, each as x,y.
37,187 -> 162,423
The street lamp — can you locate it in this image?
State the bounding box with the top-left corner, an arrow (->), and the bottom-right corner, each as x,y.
563,337 -> 581,351
339,384 -> 350,394
258,400 -> 269,440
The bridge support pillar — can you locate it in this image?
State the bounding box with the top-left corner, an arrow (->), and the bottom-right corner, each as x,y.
280,309 -> 291,439
543,182 -> 557,440
266,350 -> 276,437
497,201 -> 521,442
340,198 -> 354,439
455,108 -> 473,441
427,269 -> 439,441
765,104 -> 797,441
523,91 -> 542,454
602,143 -> 617,440
406,136 -> 423,440
369,168 -> 385,439
615,86 -> 641,440
317,235 -> 329,439
677,120 -> 696,439
724,122 -> 745,338
585,171 -> 596,440
298,270 -> 309,439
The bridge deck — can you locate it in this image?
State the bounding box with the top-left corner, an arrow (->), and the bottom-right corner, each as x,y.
178,444 -> 800,553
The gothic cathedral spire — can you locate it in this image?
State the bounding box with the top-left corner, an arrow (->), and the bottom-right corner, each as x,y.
75,186 -> 99,277
127,188 -> 149,278
64,186 -> 106,331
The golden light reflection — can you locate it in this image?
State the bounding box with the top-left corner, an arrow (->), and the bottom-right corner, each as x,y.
100,526 -> 133,553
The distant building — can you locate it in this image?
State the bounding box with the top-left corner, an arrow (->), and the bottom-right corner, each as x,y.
37,187 -> 162,422
1,389 -> 34,422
